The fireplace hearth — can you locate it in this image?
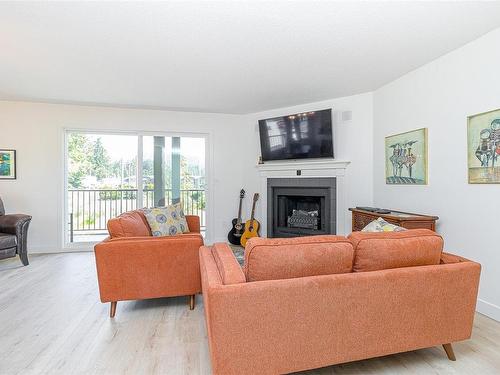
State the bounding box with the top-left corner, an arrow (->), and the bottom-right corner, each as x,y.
267,177 -> 336,238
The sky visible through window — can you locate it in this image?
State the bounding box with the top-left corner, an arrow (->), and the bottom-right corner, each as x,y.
67,133 -> 205,190
99,135 -> 205,164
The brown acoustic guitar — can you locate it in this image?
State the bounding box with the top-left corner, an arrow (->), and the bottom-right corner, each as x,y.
240,193 -> 260,247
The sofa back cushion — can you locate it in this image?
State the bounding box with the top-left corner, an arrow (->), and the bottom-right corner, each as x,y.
107,210 -> 152,238
348,229 -> 443,272
244,235 -> 354,282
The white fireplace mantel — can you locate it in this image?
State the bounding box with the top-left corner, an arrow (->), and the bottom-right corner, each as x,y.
256,159 -> 351,236
256,159 -> 350,174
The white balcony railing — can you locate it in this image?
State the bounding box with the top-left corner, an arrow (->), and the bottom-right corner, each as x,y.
68,188 -> 206,242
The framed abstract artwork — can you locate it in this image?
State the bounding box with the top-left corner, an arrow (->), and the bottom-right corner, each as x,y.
385,128 -> 428,185
0,149 -> 16,180
467,108 -> 500,184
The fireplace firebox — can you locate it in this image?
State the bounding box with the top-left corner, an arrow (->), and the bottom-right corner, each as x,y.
267,178 -> 336,238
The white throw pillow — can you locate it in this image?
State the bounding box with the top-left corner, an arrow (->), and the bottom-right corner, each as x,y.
361,217 -> 406,232
141,203 -> 189,236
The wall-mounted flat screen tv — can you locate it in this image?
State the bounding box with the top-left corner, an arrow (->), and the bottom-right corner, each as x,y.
258,108 -> 333,161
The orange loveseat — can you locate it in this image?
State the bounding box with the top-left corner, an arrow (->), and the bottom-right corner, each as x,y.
200,230 -> 481,374
94,210 -> 203,317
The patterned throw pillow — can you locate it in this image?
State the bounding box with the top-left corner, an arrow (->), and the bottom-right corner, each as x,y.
361,217 -> 406,232
141,203 -> 189,236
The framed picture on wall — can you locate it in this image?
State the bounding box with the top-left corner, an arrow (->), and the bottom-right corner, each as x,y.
0,149 -> 16,180
467,108 -> 500,184
385,128 -> 428,185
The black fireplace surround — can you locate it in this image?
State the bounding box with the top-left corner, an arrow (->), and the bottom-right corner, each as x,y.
267,177 -> 336,238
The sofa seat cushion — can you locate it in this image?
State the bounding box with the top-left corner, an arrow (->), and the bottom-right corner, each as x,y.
244,235 -> 354,282
107,210 -> 152,238
348,229 -> 443,272
0,233 -> 17,250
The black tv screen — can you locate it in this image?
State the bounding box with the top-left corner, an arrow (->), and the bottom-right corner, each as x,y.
258,109 -> 333,161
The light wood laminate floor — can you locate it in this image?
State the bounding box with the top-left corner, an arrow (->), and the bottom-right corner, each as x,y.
1,253 -> 499,375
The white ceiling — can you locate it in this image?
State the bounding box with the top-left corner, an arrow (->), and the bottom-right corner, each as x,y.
1,1 -> 500,114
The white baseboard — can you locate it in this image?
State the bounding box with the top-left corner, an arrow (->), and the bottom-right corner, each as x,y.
477,298 -> 500,322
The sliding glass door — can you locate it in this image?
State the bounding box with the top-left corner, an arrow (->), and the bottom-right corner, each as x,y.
65,131 -> 207,244
142,136 -> 206,228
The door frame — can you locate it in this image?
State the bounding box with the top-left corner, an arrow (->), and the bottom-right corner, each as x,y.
62,128 -> 212,250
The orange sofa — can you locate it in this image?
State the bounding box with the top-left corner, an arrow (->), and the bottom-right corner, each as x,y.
200,230 -> 481,375
94,210 -> 203,317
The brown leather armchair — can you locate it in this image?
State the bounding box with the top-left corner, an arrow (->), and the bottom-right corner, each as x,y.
0,197 -> 32,266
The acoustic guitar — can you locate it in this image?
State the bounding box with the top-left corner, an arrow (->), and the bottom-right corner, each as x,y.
240,193 -> 260,247
227,189 -> 246,245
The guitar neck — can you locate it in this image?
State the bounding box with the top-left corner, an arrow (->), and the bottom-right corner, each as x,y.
237,198 -> 243,224
250,204 -> 256,222
250,195 -> 258,222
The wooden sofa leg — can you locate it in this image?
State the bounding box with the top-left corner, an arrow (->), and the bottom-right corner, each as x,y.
189,295 -> 195,310
110,301 -> 117,318
443,343 -> 456,361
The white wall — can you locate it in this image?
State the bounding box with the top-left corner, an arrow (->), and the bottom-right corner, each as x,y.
0,101 -> 251,250
244,92 -> 374,233
373,28 -> 500,321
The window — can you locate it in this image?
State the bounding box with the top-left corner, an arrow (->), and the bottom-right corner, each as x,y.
65,131 -> 207,244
